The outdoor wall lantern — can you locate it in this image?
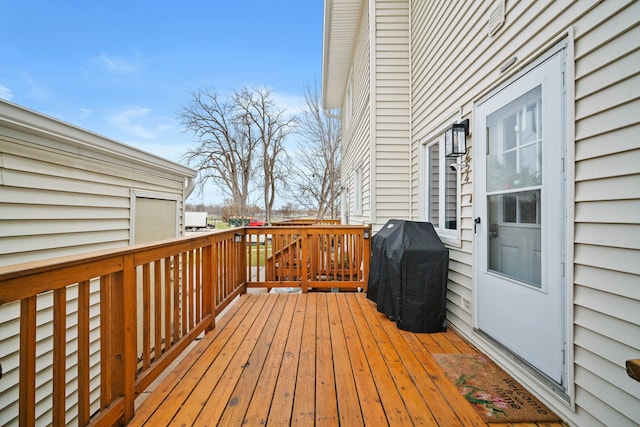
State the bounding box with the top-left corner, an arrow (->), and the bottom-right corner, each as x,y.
233,232 -> 244,243
445,119 -> 469,157
363,229 -> 370,239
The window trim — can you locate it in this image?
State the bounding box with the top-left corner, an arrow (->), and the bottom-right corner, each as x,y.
419,132 -> 462,245
354,167 -> 363,215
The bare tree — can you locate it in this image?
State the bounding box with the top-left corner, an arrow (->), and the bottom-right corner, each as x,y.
179,88 -> 258,219
288,83 -> 341,219
180,86 -> 295,223
234,86 -> 296,224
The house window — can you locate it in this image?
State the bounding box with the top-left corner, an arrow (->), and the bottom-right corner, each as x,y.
354,167 -> 362,214
423,136 -> 459,238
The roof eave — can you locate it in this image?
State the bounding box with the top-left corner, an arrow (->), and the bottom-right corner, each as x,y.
322,0 -> 363,110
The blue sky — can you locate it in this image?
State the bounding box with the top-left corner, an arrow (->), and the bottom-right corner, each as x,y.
0,1 -> 323,205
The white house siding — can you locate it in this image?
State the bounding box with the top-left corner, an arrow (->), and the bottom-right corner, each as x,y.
372,0 -> 411,229
343,1 -> 371,225
0,101 -> 194,425
572,0 -> 640,424
406,1 -> 640,426
325,0 -> 640,426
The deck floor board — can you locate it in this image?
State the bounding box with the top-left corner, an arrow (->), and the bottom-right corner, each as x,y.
130,293 -> 564,426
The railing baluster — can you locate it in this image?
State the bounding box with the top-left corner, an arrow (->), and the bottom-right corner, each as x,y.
110,270 -> 126,418
186,251 -> 195,331
203,241 -> 214,331
154,260 -> 162,361
142,264 -> 151,370
195,249 -> 201,323
212,241 -> 219,308
78,280 -> 91,425
224,241 -> 230,298
99,274 -> 112,411
180,253 -> 187,337
164,257 -> 172,349
19,296 -> 37,427
172,255 -> 180,344
53,287 -> 66,425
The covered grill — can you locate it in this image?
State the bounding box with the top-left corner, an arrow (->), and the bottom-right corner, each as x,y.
367,220 -> 449,333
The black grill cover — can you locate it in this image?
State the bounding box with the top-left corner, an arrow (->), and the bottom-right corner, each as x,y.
367,220 -> 449,333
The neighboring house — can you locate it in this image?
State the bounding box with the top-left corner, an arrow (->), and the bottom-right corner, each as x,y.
323,1 -> 639,426
0,99 -> 196,425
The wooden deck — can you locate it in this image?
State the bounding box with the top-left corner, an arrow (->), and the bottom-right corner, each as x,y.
129,293 -> 562,426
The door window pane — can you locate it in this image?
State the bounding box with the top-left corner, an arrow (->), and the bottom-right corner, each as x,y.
487,86 -> 542,192
487,191 -> 541,287
486,85 -> 543,288
519,191 -> 539,224
502,194 -> 516,223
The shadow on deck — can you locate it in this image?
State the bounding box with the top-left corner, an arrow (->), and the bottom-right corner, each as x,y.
129,293 -> 563,426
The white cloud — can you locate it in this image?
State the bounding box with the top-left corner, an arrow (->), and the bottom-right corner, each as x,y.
109,106 -> 173,140
97,51 -> 140,74
22,74 -> 51,100
109,106 -> 156,138
79,107 -> 93,119
272,92 -> 305,115
0,84 -> 13,100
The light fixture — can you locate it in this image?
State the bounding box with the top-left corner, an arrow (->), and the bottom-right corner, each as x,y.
445,119 -> 469,157
363,229 -> 370,239
233,232 -> 243,243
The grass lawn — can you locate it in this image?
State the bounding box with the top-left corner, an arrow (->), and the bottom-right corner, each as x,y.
209,220 -> 231,229
248,243 -> 271,267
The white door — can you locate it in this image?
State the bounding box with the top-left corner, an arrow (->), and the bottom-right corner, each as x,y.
476,51 -> 566,384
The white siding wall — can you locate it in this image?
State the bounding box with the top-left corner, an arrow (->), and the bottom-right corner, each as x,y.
342,2 -> 371,225
0,103 -> 192,425
373,0 -> 411,228
572,1 -> 640,424
405,0 -> 640,425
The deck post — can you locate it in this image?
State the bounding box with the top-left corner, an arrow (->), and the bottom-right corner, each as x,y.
301,229 -> 309,292
108,255 -> 137,424
121,254 -> 138,422
362,224 -> 372,291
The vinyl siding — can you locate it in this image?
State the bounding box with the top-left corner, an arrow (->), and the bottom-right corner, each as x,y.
406,0 -> 639,426
342,1 -> 371,225
409,0 -> 480,338
326,0 -> 639,424
572,0 -> 640,424
0,103 -> 193,426
373,0 -> 410,227
407,1 -> 640,426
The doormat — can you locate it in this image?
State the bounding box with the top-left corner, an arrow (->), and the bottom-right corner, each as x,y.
433,353 -> 561,423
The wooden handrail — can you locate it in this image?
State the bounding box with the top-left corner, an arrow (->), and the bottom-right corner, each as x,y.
0,229 -> 246,426
245,225 -> 372,292
0,224 -> 371,426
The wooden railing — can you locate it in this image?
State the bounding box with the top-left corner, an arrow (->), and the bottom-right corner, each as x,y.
244,225 -> 371,292
271,218 -> 341,226
0,225 -> 370,426
0,230 -> 245,427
